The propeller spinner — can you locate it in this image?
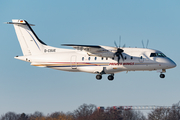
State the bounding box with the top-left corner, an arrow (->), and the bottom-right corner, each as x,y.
114,41 -> 124,64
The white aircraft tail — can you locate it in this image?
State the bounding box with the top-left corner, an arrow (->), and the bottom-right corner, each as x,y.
7,19 -> 47,56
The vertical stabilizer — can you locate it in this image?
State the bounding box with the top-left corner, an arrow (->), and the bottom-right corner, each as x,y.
8,19 -> 46,56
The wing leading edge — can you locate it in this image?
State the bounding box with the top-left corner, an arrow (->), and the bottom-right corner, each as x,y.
62,44 -> 116,58
62,44 -> 101,48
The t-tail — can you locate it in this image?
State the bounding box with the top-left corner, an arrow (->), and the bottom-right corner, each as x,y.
7,19 -> 47,56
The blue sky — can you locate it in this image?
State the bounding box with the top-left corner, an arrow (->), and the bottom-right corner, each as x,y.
0,0 -> 180,115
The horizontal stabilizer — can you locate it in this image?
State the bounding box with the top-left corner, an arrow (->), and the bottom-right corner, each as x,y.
6,20 -> 35,26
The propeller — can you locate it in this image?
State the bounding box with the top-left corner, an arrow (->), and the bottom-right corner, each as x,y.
114,36 -> 124,64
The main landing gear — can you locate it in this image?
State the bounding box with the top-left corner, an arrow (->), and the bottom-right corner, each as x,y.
96,74 -> 102,80
108,74 -> 114,81
96,74 -> 114,81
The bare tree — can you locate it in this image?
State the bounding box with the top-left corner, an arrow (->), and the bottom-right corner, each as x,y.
0,104 -> 147,120
0,112 -> 20,120
132,111 -> 146,120
49,112 -> 61,118
73,103 -> 97,120
89,107 -> 146,120
18,113 -> 28,120
48,111 -> 73,120
148,102 -> 180,120
148,108 -> 170,120
28,111 -> 44,120
167,103 -> 180,120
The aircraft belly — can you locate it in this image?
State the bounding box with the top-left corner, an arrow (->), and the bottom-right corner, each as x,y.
78,66 -> 104,74
104,67 -> 124,74
128,62 -> 163,71
50,66 -> 80,72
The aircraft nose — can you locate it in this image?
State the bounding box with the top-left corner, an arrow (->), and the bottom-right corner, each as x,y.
167,58 -> 176,68
170,60 -> 176,68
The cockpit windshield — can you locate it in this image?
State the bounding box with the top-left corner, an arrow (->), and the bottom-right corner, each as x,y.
150,53 -> 166,57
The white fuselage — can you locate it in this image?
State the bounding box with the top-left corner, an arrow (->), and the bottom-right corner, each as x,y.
15,47 -> 176,75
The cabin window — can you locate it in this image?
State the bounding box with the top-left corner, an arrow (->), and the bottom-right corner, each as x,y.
140,56 -> 143,59
124,56 -> 127,60
82,57 -> 84,61
95,57 -> 97,60
131,56 -> 133,60
101,57 -> 104,60
106,57 -> 108,60
88,57 -> 91,60
112,57 -> 114,60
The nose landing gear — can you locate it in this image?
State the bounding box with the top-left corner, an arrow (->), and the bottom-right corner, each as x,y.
160,73 -> 165,78
158,69 -> 166,78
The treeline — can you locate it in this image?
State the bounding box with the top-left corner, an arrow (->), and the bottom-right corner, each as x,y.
1,102 -> 180,120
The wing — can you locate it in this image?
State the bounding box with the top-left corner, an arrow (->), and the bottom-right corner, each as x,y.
62,44 -> 116,58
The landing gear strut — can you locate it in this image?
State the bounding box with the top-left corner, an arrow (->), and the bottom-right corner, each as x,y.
96,74 -> 102,80
160,74 -> 165,78
108,74 -> 114,81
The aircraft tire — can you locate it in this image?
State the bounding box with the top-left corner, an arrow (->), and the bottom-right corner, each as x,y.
108,75 -> 114,81
96,75 -> 102,80
160,74 -> 165,78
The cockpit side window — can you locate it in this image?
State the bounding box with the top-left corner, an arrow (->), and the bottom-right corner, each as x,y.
150,53 -> 157,57
150,53 -> 166,57
157,53 -> 166,57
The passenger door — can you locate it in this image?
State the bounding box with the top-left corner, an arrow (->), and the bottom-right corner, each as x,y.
70,55 -> 77,69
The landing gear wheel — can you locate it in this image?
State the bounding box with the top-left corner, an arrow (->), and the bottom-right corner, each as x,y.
96,75 -> 102,80
160,74 -> 165,78
108,75 -> 114,81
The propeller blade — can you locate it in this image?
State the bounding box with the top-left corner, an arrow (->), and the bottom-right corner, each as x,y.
119,36 -> 121,48
122,44 -> 126,48
114,41 -> 118,48
117,55 -> 120,64
120,53 -> 124,61
146,39 -> 149,48
142,40 -> 145,48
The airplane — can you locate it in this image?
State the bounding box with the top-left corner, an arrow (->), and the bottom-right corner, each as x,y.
7,19 -> 176,81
